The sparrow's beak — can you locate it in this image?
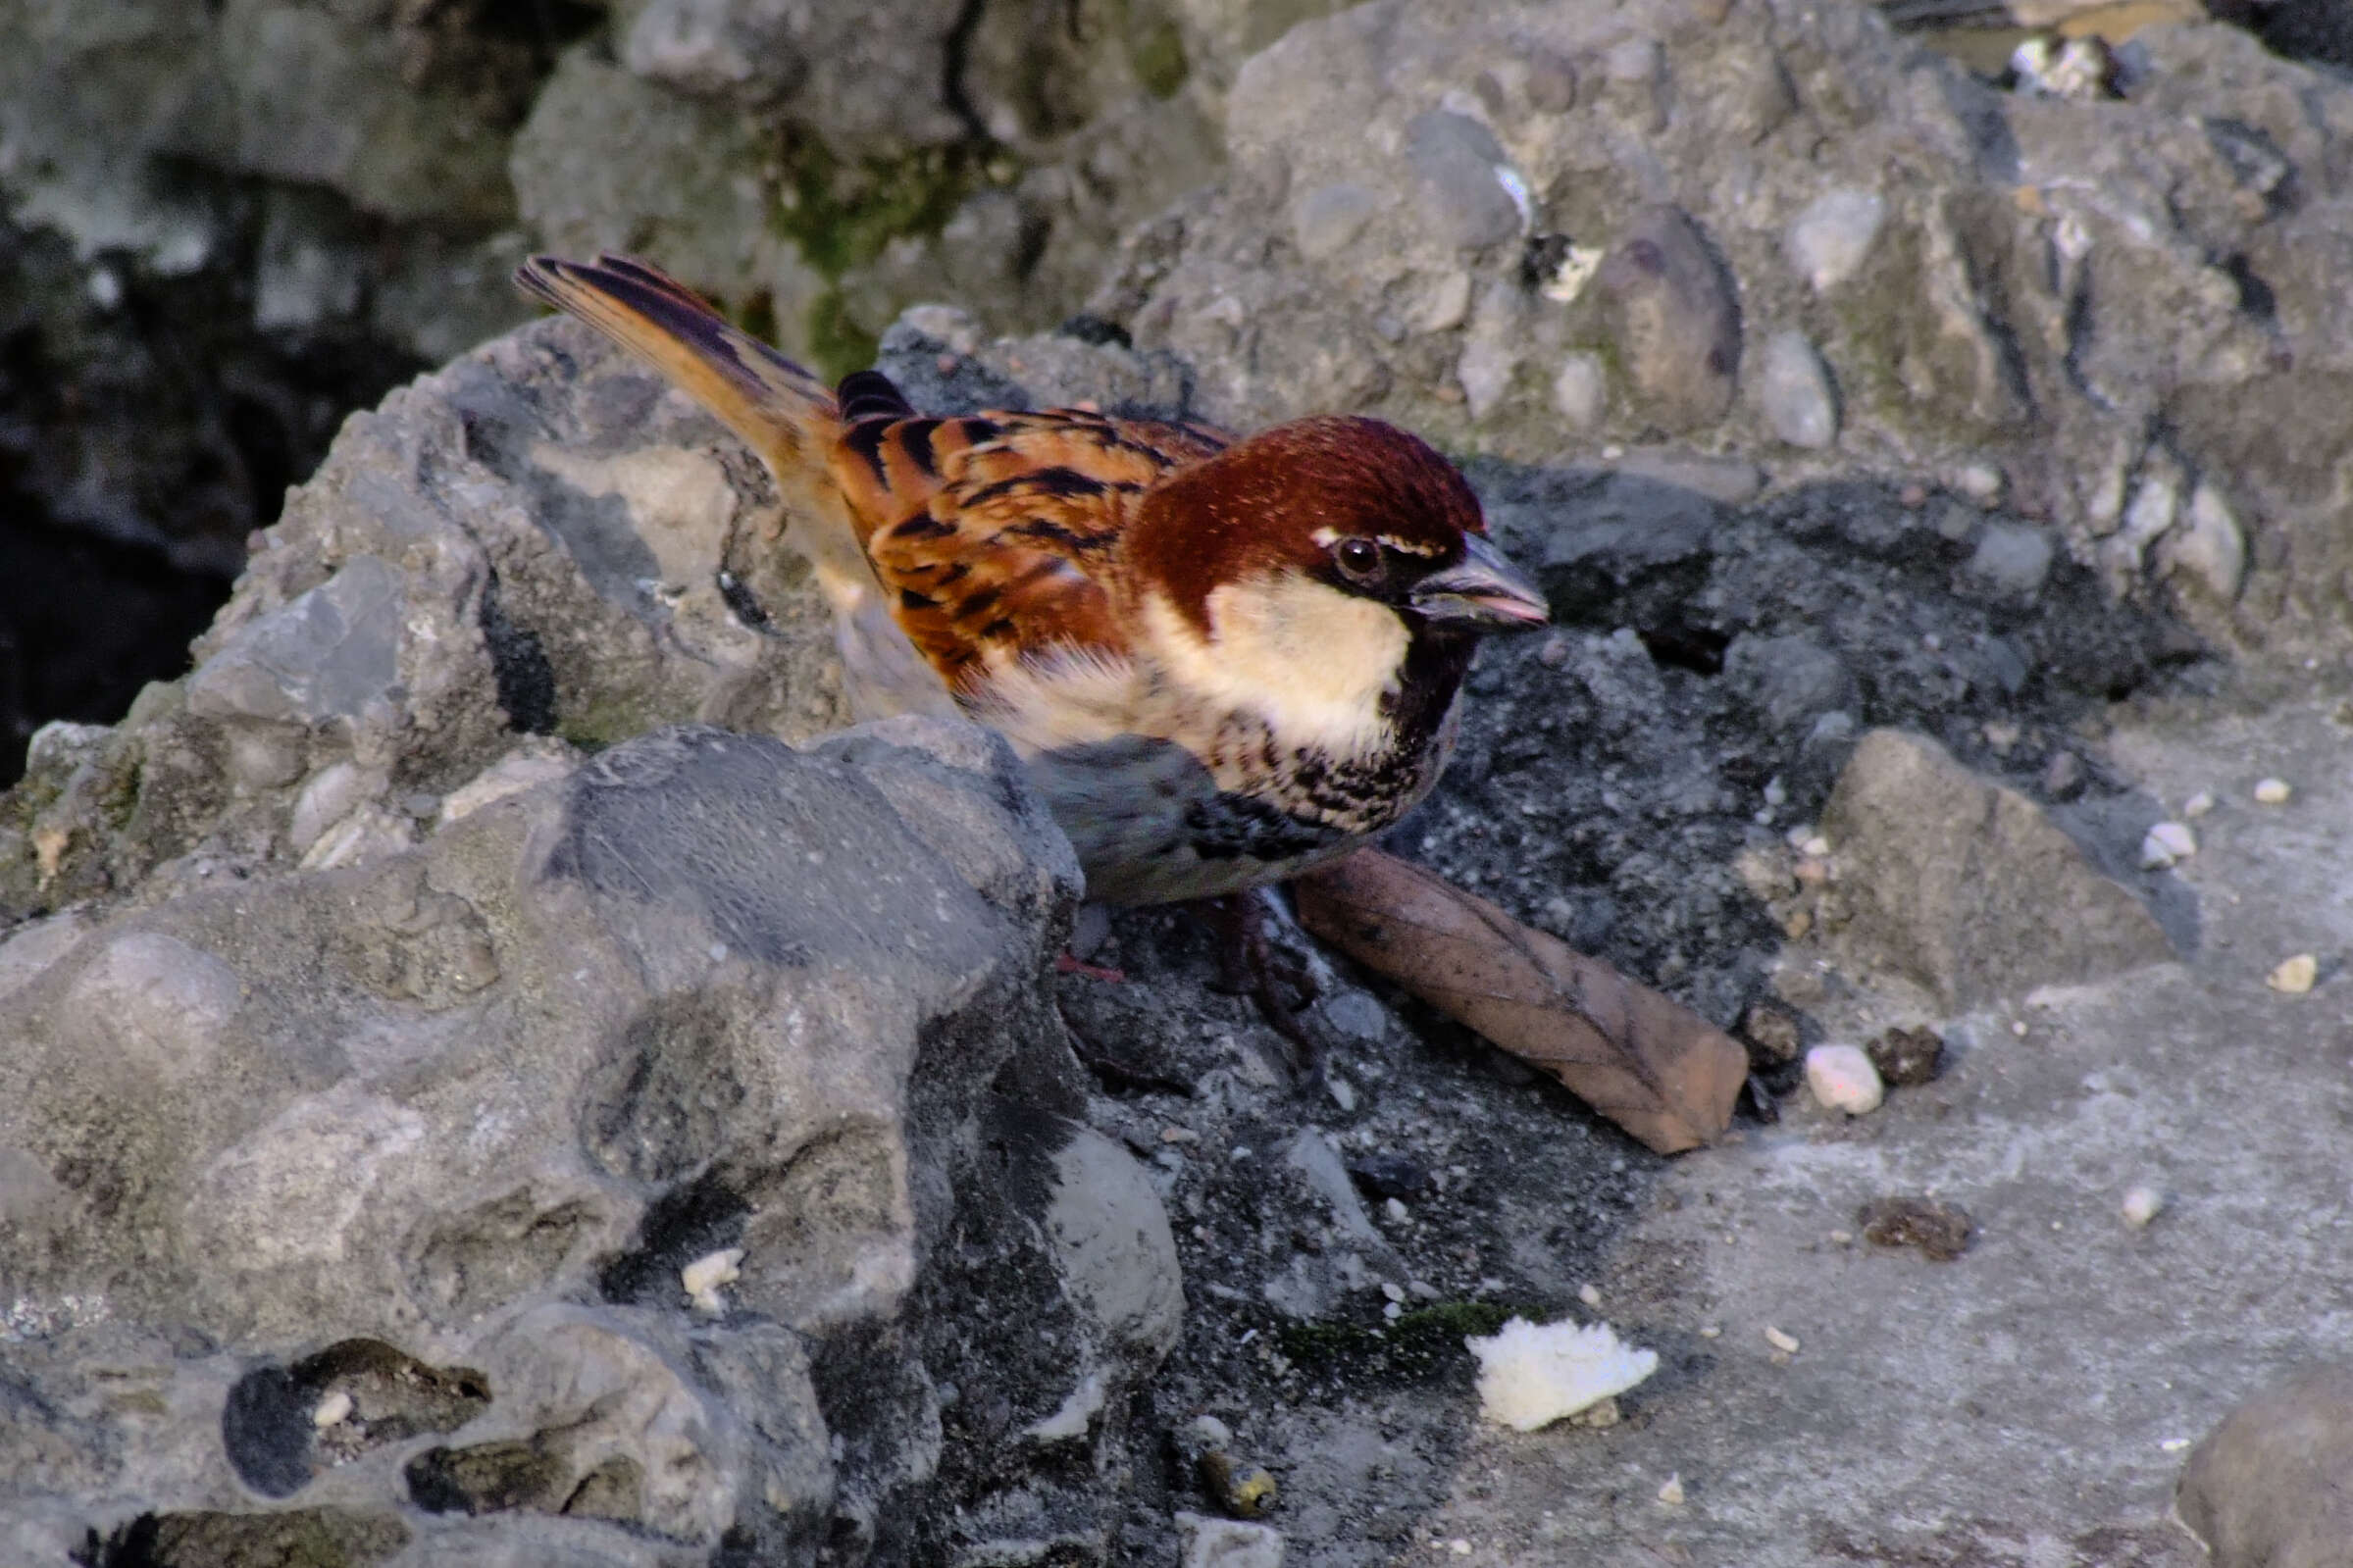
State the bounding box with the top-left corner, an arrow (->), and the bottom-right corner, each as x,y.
1410,533 -> 1550,628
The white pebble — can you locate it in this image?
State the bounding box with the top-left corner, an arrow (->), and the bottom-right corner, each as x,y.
2268,954 -> 2319,995
1657,1473 -> 1686,1506
2122,1186 -> 2165,1228
1765,1325 -> 1802,1354
1806,1043 -> 1885,1115
2253,778 -> 2292,805
1577,1284 -> 1603,1308
681,1246 -> 743,1314
1385,1196 -> 1410,1223
1381,1282 -> 1406,1303
1698,1324 -> 1721,1340
312,1390 -> 354,1428
1801,835 -> 1830,859
2139,821 -> 2196,869
2181,791 -> 2215,819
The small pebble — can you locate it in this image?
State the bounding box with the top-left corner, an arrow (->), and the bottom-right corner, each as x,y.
1348,1153 -> 1430,1199
1765,1325 -> 1801,1354
681,1246 -> 744,1314
2181,790 -> 2216,819
1955,461 -> 2005,503
1801,835 -> 1830,858
1858,1195 -> 1974,1260
2043,751 -> 2083,798
1657,1473 -> 1686,1506
2122,1185 -> 2165,1228
1741,1002 -> 1803,1064
1806,1043 -> 1885,1115
2010,1020 -> 2028,1038
312,1390 -> 354,1428
2139,821 -> 2196,869
1384,1196 -> 1410,1223
1198,1450 -> 1279,1518
1577,1284 -> 1603,1308
1698,1324 -> 1721,1339
1866,1025 -> 1945,1087
1381,1282 -> 1406,1303
2253,778 -> 2292,805
2268,954 -> 2319,995
1161,1126 -> 1201,1143
1186,1415 -> 1234,1451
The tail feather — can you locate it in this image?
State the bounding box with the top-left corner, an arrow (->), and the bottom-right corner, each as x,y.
516,252 -> 957,721
514,253 -> 836,465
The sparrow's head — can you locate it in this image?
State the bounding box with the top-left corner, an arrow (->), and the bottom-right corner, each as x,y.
1132,415 -> 1549,639
1129,415 -> 1547,754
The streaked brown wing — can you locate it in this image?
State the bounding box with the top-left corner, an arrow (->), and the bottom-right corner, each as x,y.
830,407 -> 1231,689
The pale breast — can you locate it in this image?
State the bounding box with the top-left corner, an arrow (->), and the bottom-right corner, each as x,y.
974,649 -> 1465,904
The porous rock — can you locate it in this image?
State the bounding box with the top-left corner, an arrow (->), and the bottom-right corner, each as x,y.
1,315 -> 852,921
1092,0 -> 2353,647
1818,731 -> 2174,1008
0,714 -> 1184,1562
2176,1365 -> 2353,1568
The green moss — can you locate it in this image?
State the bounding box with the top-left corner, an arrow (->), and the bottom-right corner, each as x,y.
770,134 -> 994,281
804,287 -> 881,384
1275,1300 -> 1516,1383
1118,0 -> 1190,99
553,696 -> 650,753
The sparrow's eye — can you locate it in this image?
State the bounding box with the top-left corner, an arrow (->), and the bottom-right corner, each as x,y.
1333,536 -> 1383,582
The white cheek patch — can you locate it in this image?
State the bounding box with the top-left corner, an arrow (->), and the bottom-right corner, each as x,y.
1145,576 -> 1408,758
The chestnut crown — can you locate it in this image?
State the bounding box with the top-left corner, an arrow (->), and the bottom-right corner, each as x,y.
1128,415 -> 1546,634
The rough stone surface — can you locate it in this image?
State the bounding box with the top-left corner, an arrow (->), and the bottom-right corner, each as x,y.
22,4 -> 2353,1562
1090,0 -> 2353,657
1755,329 -> 1839,449
0,714 -> 1195,1563
2177,1364 -> 2353,1568
1818,730 -> 2176,1008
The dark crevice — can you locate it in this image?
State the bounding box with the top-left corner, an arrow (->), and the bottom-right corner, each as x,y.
477,573 -> 557,734
941,0 -> 993,143
595,1171 -> 753,1306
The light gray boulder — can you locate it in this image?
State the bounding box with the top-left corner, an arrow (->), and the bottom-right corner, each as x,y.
0,714 -> 1183,1563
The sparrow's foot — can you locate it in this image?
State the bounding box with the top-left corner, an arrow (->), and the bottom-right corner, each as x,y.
1196,890 -> 1336,1087
1054,951 -> 1127,983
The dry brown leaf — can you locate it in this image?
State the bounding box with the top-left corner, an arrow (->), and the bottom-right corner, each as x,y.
1293,849 -> 1747,1154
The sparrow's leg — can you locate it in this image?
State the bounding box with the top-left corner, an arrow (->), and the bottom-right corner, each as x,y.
1198,889 -> 1332,1082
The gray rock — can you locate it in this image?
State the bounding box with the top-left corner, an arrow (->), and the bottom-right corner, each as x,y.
2176,1365 -> 2353,1568
1291,181 -> 1383,262
1756,329 -> 1839,449
1784,187 -> 1888,292
1819,731 -> 2175,1009
1723,635 -> 1857,733
1958,522 -> 2057,604
1594,206 -> 1743,434
1553,352 -> 1608,429
0,712 -> 1171,1562
1404,110 -> 1521,252
186,555 -> 405,727
1180,1512 -> 1287,1568
2159,481 -> 2249,608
